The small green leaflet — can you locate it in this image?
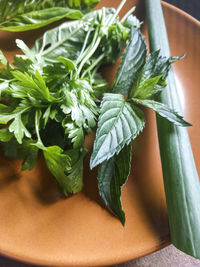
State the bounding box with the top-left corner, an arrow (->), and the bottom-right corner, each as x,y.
57,57 -> 76,72
90,93 -> 145,168
131,75 -> 162,99
43,146 -> 86,195
112,28 -> 147,94
0,128 -> 13,142
64,122 -> 84,148
97,144 -> 132,225
9,114 -> 31,144
132,98 -> 191,127
129,50 -> 184,99
20,141 -> 39,171
0,102 -> 30,123
65,148 -> 87,194
11,70 -> 51,101
43,146 -> 71,196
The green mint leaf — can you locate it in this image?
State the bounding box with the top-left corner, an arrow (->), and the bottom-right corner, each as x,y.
132,98 -> 191,127
130,50 -> 184,99
153,52 -> 184,81
112,28 -> 147,94
97,144 -> 132,225
141,50 -> 183,83
90,93 -> 145,168
0,7 -> 82,32
132,75 -> 162,99
43,145 -> 71,196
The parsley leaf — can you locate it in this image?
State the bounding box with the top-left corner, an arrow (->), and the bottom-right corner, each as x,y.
43,146 -> 71,196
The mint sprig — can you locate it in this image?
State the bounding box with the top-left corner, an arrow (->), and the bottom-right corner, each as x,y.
92,26 -> 190,224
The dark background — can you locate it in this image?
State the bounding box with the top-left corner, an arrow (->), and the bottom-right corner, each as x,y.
164,0 -> 200,20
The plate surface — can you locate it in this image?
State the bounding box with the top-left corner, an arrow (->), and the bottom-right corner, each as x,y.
0,1 -> 200,266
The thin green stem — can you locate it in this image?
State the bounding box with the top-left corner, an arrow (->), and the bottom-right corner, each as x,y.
81,53 -> 105,78
77,8 -> 106,77
76,27 -> 93,65
121,6 -> 136,23
76,26 -> 100,76
35,109 -> 44,146
107,0 -> 127,26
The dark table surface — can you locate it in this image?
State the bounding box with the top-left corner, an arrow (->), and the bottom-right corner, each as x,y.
0,1 -> 199,266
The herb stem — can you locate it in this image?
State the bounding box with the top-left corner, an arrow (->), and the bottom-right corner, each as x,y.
107,0 -> 126,26
120,6 -> 136,23
35,109 -> 43,146
76,26 -> 93,65
81,53 -> 105,78
77,27 -> 101,76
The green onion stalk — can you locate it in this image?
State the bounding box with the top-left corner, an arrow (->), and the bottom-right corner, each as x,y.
145,0 -> 200,258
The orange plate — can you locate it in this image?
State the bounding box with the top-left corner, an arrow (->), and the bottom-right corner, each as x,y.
0,1 -> 200,266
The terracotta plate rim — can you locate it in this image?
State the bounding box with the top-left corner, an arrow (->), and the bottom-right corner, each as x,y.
0,2 -> 198,266
163,1 -> 200,26
0,238 -> 170,267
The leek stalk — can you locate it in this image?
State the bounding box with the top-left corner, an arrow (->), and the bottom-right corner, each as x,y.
145,0 -> 200,258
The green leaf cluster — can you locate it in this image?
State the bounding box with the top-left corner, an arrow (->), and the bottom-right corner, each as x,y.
0,0 -> 99,31
90,26 -> 190,224
0,1 -> 191,227
0,6 -> 132,196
